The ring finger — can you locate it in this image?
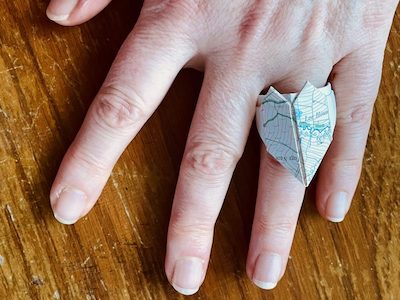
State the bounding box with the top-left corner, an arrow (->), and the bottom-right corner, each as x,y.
247,72 -> 331,289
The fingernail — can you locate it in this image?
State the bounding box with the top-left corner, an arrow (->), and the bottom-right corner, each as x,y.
46,0 -> 78,21
171,257 -> 204,295
252,253 -> 281,290
52,188 -> 86,225
325,191 -> 349,222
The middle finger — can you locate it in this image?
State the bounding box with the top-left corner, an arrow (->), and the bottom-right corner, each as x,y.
165,62 -> 264,295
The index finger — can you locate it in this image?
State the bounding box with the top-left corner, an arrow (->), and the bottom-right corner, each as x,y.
50,18 -> 195,224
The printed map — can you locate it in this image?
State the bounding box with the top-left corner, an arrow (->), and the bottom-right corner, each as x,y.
256,82 -> 336,186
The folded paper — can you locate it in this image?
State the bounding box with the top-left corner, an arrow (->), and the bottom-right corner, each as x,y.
256,81 -> 336,186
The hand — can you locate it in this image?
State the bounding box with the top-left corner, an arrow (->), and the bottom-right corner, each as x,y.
46,0 -> 398,295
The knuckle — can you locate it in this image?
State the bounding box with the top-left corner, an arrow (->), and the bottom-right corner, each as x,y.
94,85 -> 146,131
68,145 -> 110,177
363,3 -> 397,29
162,0 -> 204,16
169,211 -> 214,252
254,218 -> 294,239
169,220 -> 214,238
182,141 -> 240,178
327,156 -> 362,174
337,102 -> 374,128
171,201 -> 216,225
141,0 -> 205,30
238,3 -> 270,47
263,152 -> 291,177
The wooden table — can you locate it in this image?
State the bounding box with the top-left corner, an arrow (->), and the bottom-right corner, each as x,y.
1,1 -> 399,299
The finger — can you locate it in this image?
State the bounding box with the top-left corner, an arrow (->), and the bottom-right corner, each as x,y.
246,149 -> 305,289
165,64 -> 264,295
316,46 -> 385,222
50,20 -> 195,224
46,0 -> 112,25
246,62 -> 334,289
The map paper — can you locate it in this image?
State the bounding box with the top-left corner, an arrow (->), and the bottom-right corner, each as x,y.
256,81 -> 336,186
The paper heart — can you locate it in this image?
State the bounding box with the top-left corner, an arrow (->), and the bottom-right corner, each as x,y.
256,81 -> 336,186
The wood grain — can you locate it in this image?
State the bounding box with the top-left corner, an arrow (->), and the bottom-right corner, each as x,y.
0,1 -> 399,299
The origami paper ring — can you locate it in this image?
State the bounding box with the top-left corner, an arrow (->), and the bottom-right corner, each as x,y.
255,81 -> 336,187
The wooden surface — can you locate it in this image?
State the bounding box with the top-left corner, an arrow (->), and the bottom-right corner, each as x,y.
0,1 -> 399,299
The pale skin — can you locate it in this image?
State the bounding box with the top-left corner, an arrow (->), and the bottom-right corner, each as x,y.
46,0 -> 398,295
